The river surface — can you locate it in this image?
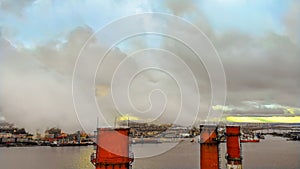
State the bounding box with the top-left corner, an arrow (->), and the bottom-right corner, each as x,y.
0,135 -> 299,169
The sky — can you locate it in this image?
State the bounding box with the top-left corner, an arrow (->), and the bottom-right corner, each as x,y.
0,0 -> 299,132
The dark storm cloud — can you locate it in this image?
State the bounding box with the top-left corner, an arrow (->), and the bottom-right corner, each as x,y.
162,0 -> 300,114
216,32 -> 300,107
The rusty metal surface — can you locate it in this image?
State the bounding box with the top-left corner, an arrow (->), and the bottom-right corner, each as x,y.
200,125 -> 220,169
226,126 -> 242,166
95,128 -> 133,169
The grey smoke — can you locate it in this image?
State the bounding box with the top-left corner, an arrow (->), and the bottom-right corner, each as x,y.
0,27 -> 94,132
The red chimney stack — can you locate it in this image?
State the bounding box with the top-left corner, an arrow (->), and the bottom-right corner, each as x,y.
200,125 -> 220,169
91,128 -> 134,169
226,126 -> 242,169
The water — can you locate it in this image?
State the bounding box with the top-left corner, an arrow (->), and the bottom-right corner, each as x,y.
0,146 -> 93,169
240,136 -> 300,169
0,136 -> 299,169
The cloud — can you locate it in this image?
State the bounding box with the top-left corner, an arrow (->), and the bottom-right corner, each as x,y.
0,27 -> 97,132
161,0 -> 300,116
0,116 -> 6,121
216,31 -> 300,108
284,0 -> 300,44
0,0 -> 36,16
164,0 -> 197,16
0,1 -> 299,133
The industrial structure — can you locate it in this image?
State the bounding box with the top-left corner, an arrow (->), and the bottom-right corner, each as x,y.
199,125 -> 220,169
226,126 -> 242,169
91,128 -> 134,169
199,125 -> 244,169
90,125 -> 254,169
